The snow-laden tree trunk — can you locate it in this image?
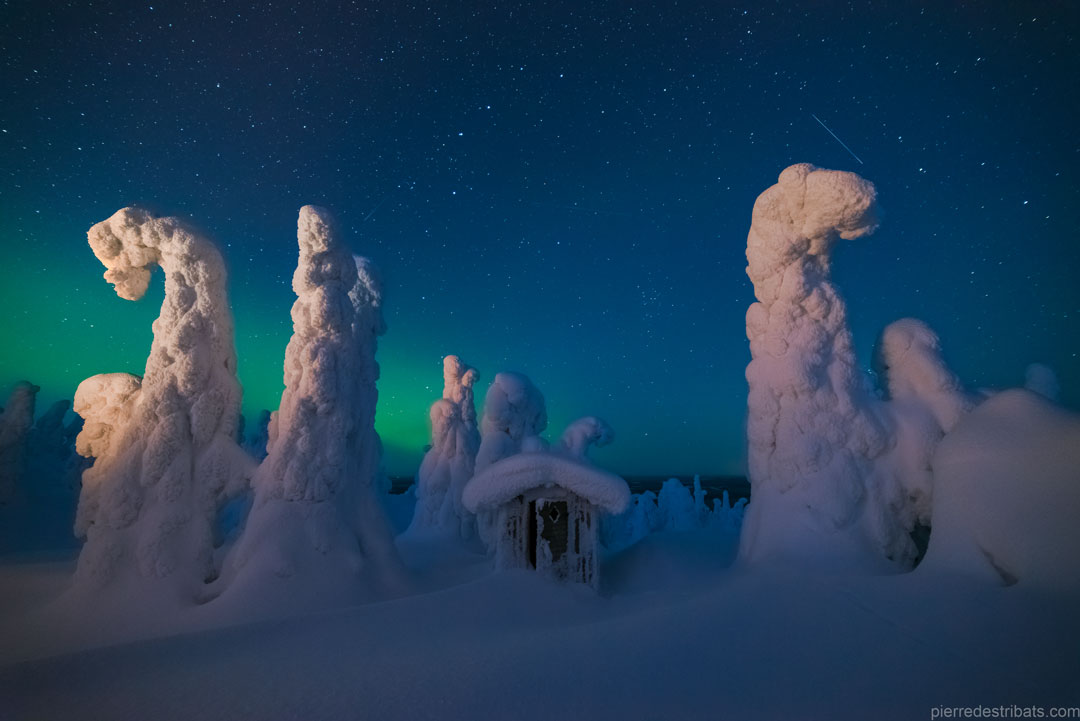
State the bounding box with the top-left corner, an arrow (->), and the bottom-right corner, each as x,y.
409,355 -> 481,538
223,206 -> 404,604
71,208 -> 252,599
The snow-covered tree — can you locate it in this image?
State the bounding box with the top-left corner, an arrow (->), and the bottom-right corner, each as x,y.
739,164 -> 901,569
0,381 -> 39,504
25,399 -> 85,502
475,372 -> 548,473
223,206 -> 403,602
243,409 -> 272,461
1024,362 -> 1060,402
874,318 -> 972,434
557,416 -> 613,461
409,355 -> 481,537
71,208 -> 253,598
865,318 -> 975,562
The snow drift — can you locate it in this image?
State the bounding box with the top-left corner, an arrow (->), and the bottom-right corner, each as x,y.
919,389 -> 1080,590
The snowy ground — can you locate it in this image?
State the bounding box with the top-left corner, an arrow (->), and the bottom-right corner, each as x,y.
2,515 -> 1078,721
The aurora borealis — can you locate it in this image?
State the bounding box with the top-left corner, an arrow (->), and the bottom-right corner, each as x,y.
1,1 -> 1077,476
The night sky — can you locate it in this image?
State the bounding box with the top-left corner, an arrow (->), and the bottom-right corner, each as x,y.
1,1 -> 1077,477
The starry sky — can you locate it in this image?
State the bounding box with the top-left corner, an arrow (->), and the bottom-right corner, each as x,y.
1,1 -> 1077,477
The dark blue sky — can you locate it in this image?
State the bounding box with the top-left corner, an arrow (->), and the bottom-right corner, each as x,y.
1,1 -> 1077,476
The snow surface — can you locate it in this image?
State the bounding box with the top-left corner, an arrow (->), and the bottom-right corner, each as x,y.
70,208 -> 253,601
463,452 -> 630,515
2,519 -> 1078,721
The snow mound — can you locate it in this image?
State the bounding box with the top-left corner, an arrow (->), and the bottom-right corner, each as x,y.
919,389 -> 1080,590
463,452 -> 630,515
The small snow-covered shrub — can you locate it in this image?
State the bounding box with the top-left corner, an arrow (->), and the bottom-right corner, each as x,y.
602,477 -> 747,552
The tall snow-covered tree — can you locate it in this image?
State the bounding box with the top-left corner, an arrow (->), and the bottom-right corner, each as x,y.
739,165 -> 982,569
223,206 -> 403,602
409,355 -> 481,537
70,208 -> 252,599
739,164 -> 898,568
0,381 -> 39,504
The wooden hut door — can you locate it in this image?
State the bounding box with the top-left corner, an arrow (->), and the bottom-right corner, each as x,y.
527,500 -> 537,568
536,499 -> 569,564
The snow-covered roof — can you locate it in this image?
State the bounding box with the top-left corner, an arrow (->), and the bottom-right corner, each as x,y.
462,452 -> 630,515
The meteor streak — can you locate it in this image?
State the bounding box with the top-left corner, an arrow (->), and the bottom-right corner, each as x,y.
811,113 -> 864,165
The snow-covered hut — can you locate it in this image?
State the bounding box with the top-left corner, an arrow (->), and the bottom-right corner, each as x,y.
462,452 -> 630,588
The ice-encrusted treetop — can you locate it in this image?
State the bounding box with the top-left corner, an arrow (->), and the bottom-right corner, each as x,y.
557,416 -> 613,460
873,317 -> 973,432
746,162 -> 878,307
1024,362 -> 1060,402
463,452 -> 630,515
475,371 -> 548,473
